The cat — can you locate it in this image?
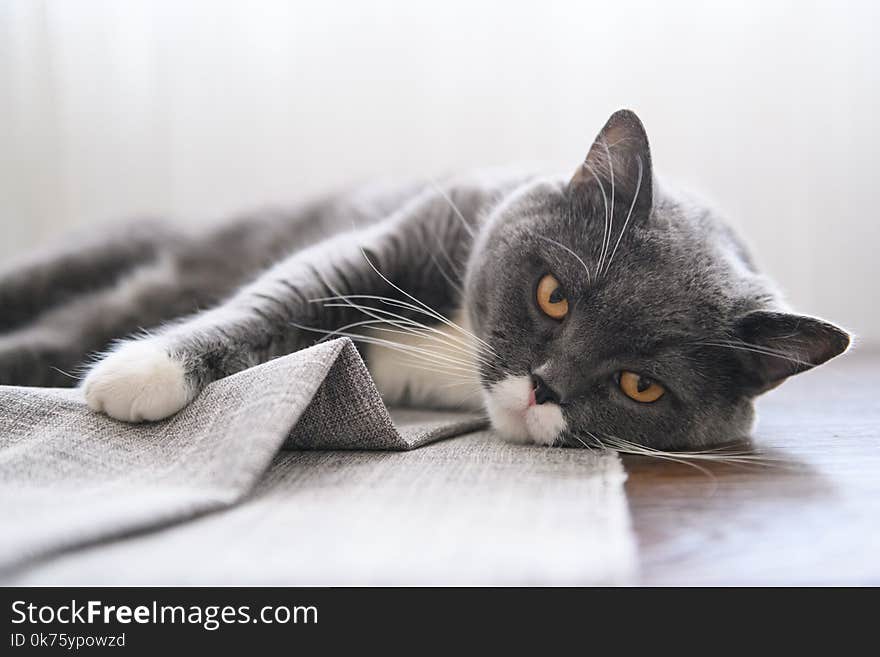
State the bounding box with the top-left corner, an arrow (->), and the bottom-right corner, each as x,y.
0,110 -> 850,450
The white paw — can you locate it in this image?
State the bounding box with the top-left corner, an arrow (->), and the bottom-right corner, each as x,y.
82,340 -> 192,422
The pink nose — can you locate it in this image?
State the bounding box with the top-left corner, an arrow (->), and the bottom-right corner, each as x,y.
528,388 -> 537,407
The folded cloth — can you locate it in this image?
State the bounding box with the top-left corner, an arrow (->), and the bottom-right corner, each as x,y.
12,425 -> 635,586
0,338 -> 636,584
0,339 -> 482,576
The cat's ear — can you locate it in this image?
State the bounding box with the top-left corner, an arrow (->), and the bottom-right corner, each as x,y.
733,311 -> 851,393
569,109 -> 653,217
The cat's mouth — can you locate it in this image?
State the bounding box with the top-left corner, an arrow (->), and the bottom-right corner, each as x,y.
483,374 -> 567,446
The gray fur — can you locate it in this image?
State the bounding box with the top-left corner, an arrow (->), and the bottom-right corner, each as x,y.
0,110 -> 849,449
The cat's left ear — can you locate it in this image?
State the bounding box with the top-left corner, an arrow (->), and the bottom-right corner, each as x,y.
569,109 -> 653,219
733,311 -> 851,393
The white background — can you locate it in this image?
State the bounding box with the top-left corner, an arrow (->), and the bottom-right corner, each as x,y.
2,0 -> 877,343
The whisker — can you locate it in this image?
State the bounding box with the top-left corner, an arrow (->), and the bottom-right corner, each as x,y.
394,359 -> 481,382
428,179 -> 476,239
312,291 -> 501,365
363,328 -> 486,372
291,321 -> 482,375
351,329 -> 484,373
600,433 -> 780,467
429,250 -> 465,297
420,204 -> 468,296
601,138 -> 615,281
305,266 -> 493,368
317,300 -> 495,367
569,432 -> 602,449
436,378 -> 483,389
583,163 -> 610,279
304,314 -> 482,368
535,236 -> 592,286
602,155 -> 643,277
693,340 -> 815,367
50,366 -> 79,381
592,432 -> 717,480
358,250 -> 498,355
394,356 -> 481,382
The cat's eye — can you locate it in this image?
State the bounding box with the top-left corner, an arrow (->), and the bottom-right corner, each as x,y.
619,371 -> 665,403
536,274 -> 569,320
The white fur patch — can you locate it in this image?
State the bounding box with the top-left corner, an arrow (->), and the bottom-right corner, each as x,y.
83,340 -> 192,422
483,374 -> 567,446
366,309 -> 484,411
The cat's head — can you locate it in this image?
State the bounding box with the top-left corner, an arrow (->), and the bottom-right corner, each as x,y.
465,109 -> 850,450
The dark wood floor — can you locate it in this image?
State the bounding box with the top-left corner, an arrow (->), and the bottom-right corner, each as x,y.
624,347 -> 880,585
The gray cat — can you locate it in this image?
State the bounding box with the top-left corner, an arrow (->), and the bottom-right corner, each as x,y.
0,110 -> 849,450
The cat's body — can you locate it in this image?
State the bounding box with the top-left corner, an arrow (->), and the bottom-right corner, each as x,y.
0,111 -> 849,450
0,175 -> 482,384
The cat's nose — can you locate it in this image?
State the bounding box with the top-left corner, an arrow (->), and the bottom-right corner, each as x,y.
531,374 -> 561,405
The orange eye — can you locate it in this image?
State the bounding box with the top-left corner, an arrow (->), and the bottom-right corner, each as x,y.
619,371 -> 665,403
536,274 -> 569,320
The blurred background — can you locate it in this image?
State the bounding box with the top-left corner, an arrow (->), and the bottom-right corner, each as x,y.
1,0 -> 878,342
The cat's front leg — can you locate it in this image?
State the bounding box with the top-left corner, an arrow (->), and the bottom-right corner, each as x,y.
81,257 -> 324,422
82,339 -> 194,422
82,191 -> 465,422
82,292 -> 282,422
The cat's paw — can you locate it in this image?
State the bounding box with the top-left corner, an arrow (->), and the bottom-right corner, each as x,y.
82,340 -> 193,422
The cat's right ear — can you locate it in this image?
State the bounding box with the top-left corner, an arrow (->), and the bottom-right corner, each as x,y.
732,310 -> 851,393
569,109 -> 654,219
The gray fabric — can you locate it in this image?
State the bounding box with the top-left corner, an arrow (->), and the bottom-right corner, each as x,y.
1,337 -> 635,584
0,339 -> 482,576
11,426 -> 634,586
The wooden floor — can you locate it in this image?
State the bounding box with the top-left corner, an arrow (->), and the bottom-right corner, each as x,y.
623,348 -> 880,585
